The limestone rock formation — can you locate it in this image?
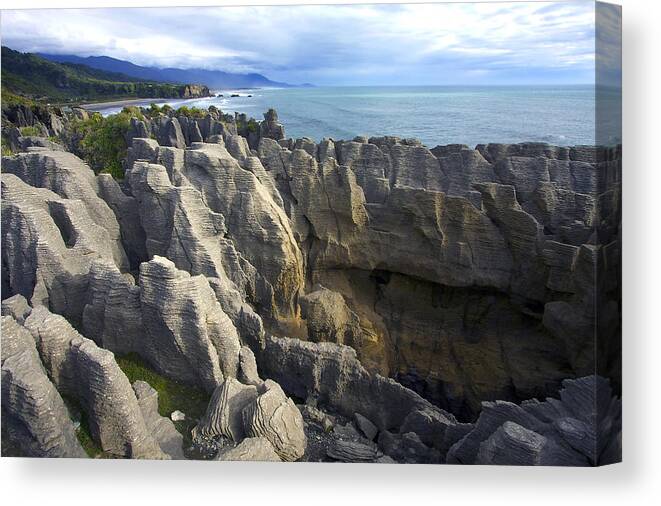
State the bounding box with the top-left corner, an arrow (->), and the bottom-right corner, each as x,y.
22,306 -> 166,459
215,437 -> 281,462
447,376 -> 620,466
133,380 -> 185,459
2,149 -> 129,270
176,142 -> 304,321
1,294 -> 32,325
1,106 -> 620,465
196,378 -> 258,440
242,380 -> 307,461
259,109 -> 285,143
354,412 -> 378,441
238,346 -> 262,386
82,256 -> 241,392
259,335 -> 470,456
1,173 -> 124,324
300,285 -> 363,347
255,133 -> 620,418
1,315 -> 86,458
327,439 -> 380,462
124,144 -> 265,349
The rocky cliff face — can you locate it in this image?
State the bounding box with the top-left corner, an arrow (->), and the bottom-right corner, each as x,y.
257,134 -> 621,420
0,108 -> 620,465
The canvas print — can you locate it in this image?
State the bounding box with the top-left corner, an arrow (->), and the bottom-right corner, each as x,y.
0,1 -> 621,465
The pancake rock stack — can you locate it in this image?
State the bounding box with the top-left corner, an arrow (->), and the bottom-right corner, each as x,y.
1,108 -> 620,464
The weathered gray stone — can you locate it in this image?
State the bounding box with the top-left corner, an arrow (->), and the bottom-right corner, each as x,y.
2,150 -> 128,270
23,306 -> 166,459
197,378 -> 258,441
260,335 -> 466,453
300,285 -> 363,347
253,133 -> 620,418
2,347 -> 86,458
215,437 -> 281,462
133,380 -> 185,459
1,315 -> 38,364
125,154 -> 265,349
354,413 -> 378,441
1,174 -> 123,323
447,376 -> 618,466
327,439 -> 379,462
238,346 -> 262,386
83,256 -> 240,393
178,143 -> 304,320
377,430 -> 439,463
475,421 -> 588,466
1,294 -> 32,324
242,379 -> 306,461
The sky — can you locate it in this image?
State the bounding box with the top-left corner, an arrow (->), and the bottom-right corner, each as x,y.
1,2 -> 597,86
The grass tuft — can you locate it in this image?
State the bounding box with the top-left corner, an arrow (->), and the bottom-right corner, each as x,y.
115,353 -> 210,445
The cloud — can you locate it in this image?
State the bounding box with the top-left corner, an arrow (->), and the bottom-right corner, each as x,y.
0,2 -> 596,85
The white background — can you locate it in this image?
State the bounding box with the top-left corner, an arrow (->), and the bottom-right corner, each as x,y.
0,0 -> 658,504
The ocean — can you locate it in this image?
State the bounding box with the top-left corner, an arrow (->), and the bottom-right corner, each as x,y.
94,85 -> 598,148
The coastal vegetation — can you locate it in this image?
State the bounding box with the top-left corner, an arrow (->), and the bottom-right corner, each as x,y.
116,353 -> 210,445
66,108 -> 143,178
1,47 -> 209,104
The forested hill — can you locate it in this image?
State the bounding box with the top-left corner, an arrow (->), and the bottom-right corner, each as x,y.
1,47 -> 209,103
39,52 -> 297,89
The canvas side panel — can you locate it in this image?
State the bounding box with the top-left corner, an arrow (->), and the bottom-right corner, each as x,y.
595,1 -> 622,465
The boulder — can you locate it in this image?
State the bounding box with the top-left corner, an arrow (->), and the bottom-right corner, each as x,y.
1,294 -> 32,324
238,346 -> 262,386
215,437 -> 281,462
354,412 -> 378,441
300,285 -> 363,347
327,439 -> 379,462
197,378 -> 258,441
242,380 -> 306,461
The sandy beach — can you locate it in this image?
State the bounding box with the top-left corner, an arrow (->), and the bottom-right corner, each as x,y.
79,97 -> 170,111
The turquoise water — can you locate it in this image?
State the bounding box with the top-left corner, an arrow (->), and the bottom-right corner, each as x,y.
96,85 -> 597,148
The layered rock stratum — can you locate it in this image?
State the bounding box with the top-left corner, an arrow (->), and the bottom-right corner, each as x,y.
1,107 -> 621,465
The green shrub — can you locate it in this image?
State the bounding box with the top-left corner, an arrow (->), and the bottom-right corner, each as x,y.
147,102 -> 163,117
71,109 -> 142,178
175,105 -> 206,119
120,106 -> 145,119
19,125 -> 41,137
1,136 -> 13,156
246,119 -> 259,133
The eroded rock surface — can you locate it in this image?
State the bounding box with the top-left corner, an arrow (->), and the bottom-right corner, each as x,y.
447,376 -> 621,466
82,256 -> 240,392
1,108 -> 620,465
257,135 -> 620,418
1,315 -> 86,458
22,306 -> 166,459
215,437 -> 281,462
242,380 -> 307,461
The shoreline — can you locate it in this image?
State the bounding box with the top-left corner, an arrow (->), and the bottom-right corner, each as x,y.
80,90 -> 256,113
79,97 -> 172,111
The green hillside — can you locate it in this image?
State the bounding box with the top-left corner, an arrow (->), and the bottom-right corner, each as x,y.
1,46 -> 208,104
